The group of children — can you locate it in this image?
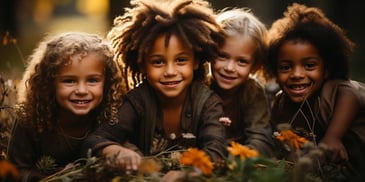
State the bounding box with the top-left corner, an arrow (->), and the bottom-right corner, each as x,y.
6,0 -> 365,181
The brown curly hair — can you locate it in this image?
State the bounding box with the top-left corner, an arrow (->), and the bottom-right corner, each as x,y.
107,0 -> 224,93
16,32 -> 123,133
265,3 -> 355,80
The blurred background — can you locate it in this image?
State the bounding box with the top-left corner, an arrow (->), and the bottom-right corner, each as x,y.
1,0 -> 364,82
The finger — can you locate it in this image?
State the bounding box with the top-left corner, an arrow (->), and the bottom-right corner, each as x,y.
331,151 -> 339,161
131,156 -> 140,171
340,150 -> 348,161
118,159 -> 127,169
219,118 -> 231,126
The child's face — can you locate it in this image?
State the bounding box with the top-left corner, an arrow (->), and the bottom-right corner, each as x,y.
143,34 -> 198,99
54,53 -> 105,116
276,40 -> 327,103
212,35 -> 256,92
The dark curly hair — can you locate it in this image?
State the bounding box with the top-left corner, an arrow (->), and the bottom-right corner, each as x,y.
16,32 -> 123,133
107,0 -> 224,93
265,3 -> 355,80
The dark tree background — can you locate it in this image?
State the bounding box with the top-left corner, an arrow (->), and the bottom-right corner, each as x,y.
1,0 -> 364,82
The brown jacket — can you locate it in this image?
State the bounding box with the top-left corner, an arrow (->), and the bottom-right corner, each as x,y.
82,80 -> 227,161
271,79 -> 365,179
211,78 -> 274,156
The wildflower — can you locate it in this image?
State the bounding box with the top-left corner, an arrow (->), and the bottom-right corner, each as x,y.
227,141 -> 259,160
180,148 -> 213,175
138,158 -> 161,175
0,159 -> 19,180
181,133 -> 196,139
170,133 -> 176,140
36,156 -> 58,175
276,130 -> 308,150
2,32 -> 16,46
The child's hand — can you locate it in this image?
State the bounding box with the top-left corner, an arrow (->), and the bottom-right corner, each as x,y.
320,136 -> 348,161
102,144 -> 142,172
219,117 -> 232,126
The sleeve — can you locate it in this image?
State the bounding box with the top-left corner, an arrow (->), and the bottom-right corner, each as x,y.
81,99 -> 140,156
7,121 -> 45,182
241,81 -> 274,157
198,93 -> 228,161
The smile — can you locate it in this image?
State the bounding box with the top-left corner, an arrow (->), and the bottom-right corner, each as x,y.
161,81 -> 181,85
219,73 -> 236,80
287,83 -> 311,90
72,100 -> 91,104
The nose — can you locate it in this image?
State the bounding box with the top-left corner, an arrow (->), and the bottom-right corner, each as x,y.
75,83 -> 88,94
163,63 -> 177,76
223,60 -> 235,72
290,67 -> 304,79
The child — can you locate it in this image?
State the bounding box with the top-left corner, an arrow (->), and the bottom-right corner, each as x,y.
207,8 -> 274,157
7,32 -> 123,181
266,3 -> 365,180
82,0 -> 227,172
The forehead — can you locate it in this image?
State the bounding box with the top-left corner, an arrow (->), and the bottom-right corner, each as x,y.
155,33 -> 188,47
57,53 -> 104,73
149,34 -> 192,53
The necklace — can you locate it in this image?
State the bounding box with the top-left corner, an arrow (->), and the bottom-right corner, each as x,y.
60,128 -> 91,140
288,96 -> 320,145
58,125 -> 91,140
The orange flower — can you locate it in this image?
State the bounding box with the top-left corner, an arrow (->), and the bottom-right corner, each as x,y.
138,158 -> 161,175
180,148 -> 214,175
227,141 -> 259,160
276,130 -> 308,149
0,160 -> 19,179
2,32 -> 16,46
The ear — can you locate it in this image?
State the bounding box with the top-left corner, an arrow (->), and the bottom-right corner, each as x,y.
250,62 -> 261,74
324,69 -> 329,79
193,60 -> 199,70
138,62 -> 146,73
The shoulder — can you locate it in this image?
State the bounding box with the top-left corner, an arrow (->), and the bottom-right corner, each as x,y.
190,80 -> 215,101
244,78 -> 266,92
322,79 -> 365,98
320,79 -> 365,112
190,80 -> 222,107
241,78 -> 267,100
122,82 -> 152,114
124,82 -> 155,102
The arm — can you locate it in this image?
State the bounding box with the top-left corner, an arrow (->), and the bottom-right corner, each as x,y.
320,87 -> 359,161
199,93 -> 228,161
81,100 -> 142,170
243,82 -> 274,157
7,121 -> 45,181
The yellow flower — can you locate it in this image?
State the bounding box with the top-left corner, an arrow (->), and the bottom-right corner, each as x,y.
180,148 -> 214,175
276,130 -> 308,149
227,141 -> 259,160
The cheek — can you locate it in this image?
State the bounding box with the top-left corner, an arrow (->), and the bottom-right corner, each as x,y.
212,61 -> 223,71
276,74 -> 288,84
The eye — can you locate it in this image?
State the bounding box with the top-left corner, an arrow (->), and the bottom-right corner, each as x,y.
217,53 -> 229,61
150,59 -> 165,67
277,64 -> 291,72
61,78 -> 76,84
237,58 -> 249,66
87,77 -> 102,85
304,62 -> 316,70
176,57 -> 188,64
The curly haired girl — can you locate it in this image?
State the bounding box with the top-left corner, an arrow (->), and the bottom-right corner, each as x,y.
7,32 -> 123,181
